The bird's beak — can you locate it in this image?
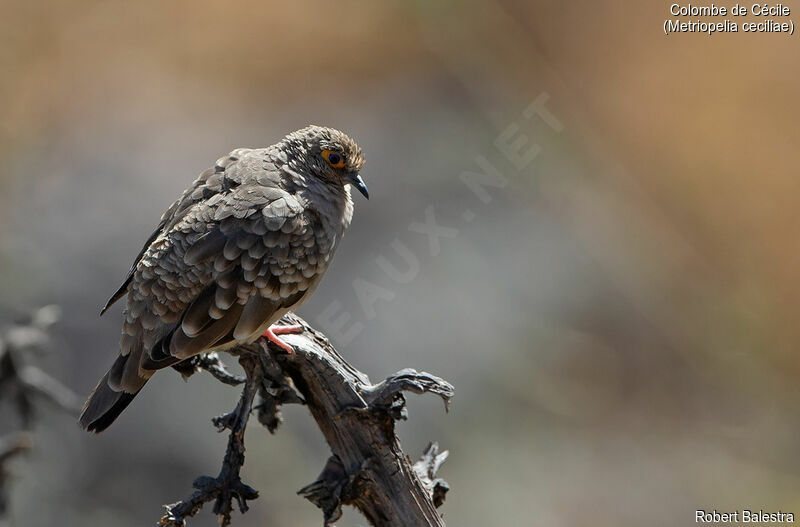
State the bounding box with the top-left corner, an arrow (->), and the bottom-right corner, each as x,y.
346,172 -> 369,199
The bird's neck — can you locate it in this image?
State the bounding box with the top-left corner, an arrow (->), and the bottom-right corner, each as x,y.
292,172 -> 354,237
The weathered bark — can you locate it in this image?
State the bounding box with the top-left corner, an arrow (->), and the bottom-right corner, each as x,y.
160,313 -> 453,526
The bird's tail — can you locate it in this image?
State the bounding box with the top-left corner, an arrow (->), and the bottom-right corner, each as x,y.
79,361 -> 144,433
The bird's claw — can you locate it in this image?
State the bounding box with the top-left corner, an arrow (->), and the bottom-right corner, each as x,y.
261,324 -> 303,355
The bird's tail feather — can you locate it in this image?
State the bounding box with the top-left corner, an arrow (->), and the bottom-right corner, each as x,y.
79,372 -> 141,433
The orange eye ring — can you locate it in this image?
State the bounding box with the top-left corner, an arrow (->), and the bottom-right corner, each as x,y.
321,149 -> 346,169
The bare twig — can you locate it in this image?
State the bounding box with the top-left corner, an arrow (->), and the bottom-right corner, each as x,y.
0,433 -> 33,522
158,313 -> 452,526
0,306 -> 75,526
171,352 -> 246,386
159,354 -> 261,527
413,443 -> 450,509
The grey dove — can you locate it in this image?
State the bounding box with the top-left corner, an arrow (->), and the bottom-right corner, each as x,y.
79,125 -> 368,433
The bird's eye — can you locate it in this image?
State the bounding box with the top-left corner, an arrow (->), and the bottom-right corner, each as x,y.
322,149 -> 345,168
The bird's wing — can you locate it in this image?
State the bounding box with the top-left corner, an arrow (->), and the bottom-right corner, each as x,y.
156,182 -> 319,362
108,154 -> 332,392
100,150 -> 252,315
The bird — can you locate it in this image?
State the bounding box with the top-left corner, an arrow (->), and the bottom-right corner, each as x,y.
79,125 -> 368,433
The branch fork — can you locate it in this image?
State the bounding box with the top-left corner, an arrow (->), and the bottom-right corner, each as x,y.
158,314 -> 453,526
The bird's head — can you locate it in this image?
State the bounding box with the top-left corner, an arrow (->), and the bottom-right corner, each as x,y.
283,125 -> 368,199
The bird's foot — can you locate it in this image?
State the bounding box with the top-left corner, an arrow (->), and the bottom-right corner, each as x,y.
261,324 -> 303,355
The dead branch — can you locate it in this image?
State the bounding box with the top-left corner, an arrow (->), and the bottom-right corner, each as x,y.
159,313 -> 452,526
0,306 -> 76,527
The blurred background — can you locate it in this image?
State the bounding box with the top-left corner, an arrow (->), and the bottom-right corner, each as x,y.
2,1 -> 800,525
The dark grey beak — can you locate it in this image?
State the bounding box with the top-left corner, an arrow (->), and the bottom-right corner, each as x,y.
346,172 -> 369,199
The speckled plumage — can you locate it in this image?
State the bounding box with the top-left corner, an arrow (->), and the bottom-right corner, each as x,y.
80,125 -> 367,432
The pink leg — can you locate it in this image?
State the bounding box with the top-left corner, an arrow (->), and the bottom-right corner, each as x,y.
262,324 -> 303,355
